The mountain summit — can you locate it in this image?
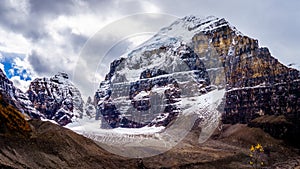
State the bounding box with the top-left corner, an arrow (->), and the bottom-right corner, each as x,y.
92,15 -> 300,143
93,16 -> 233,129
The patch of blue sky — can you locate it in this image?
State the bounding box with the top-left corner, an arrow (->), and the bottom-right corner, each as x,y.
0,51 -> 31,81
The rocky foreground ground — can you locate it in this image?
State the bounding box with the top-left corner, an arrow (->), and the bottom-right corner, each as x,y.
0,119 -> 299,169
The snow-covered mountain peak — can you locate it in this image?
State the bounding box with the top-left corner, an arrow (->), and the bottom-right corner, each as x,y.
176,15 -> 220,29
49,72 -> 70,84
157,15 -> 241,40
172,15 -> 242,35
92,16 -> 224,131
127,16 -> 242,59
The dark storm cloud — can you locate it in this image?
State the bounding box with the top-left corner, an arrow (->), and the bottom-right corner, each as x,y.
27,49 -> 75,78
27,50 -> 51,74
70,33 -> 89,53
0,1 -> 49,41
72,33 -> 121,96
0,0 -> 151,48
29,0 -> 76,16
0,1 -> 16,24
58,28 -> 89,53
0,0 -> 83,41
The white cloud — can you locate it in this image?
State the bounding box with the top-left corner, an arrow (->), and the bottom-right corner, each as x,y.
10,57 -> 35,80
141,1 -> 161,13
8,68 -> 14,76
0,0 -> 164,98
0,28 -> 31,54
10,76 -> 30,92
13,57 -> 32,71
9,0 -> 30,14
2,0 -> 31,29
47,14 -> 113,38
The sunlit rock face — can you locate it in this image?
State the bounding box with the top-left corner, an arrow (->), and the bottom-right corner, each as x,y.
0,94 -> 32,136
189,16 -> 300,142
190,19 -> 299,124
27,72 -> 84,126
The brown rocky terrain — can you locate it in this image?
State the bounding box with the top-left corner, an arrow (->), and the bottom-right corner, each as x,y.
0,95 -> 299,169
0,120 -> 137,169
1,117 -> 299,169
0,94 -> 32,136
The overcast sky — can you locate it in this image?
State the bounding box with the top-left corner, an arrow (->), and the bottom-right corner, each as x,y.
0,0 -> 299,99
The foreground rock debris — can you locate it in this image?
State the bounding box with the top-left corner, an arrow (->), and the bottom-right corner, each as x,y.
0,118 -> 299,168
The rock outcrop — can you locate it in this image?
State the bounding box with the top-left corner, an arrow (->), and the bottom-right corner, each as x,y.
27,72 -> 84,126
0,94 -> 32,136
188,16 -> 300,142
190,20 -> 299,123
84,96 -> 96,118
0,68 -> 40,119
95,43 -> 211,128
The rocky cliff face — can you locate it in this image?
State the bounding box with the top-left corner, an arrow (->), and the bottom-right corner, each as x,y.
189,19 -> 300,123
27,72 -> 84,126
0,68 -> 40,119
95,43 -> 212,128
188,16 -> 300,141
84,96 -> 96,118
94,15 -> 299,141
0,89 -> 298,168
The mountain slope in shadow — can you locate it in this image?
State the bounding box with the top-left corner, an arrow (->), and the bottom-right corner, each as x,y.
0,98 -> 137,169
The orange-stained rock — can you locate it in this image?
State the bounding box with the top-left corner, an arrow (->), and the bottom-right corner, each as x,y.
0,94 -> 32,136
